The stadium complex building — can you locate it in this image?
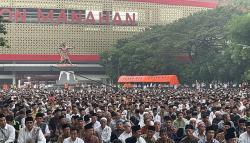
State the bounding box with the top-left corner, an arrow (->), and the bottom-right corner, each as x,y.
0,0 -> 217,85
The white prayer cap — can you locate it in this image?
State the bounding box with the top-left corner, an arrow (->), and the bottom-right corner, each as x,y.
100,117 -> 107,122
197,121 -> 205,127
189,118 -> 197,121
149,121 -> 154,126
215,111 -> 222,115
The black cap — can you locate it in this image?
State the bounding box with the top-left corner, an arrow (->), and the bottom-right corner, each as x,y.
91,112 -> 97,116
0,113 -> 5,118
26,110 -> 32,114
225,127 -> 237,140
246,121 -> 250,127
148,126 -> 155,131
125,136 -> 137,143
164,116 -> 172,121
185,124 -> 194,130
62,124 -> 71,129
201,112 -> 209,119
84,115 -> 90,122
238,118 -> 246,124
131,125 -> 140,132
25,117 -> 34,123
84,123 -> 93,130
36,113 -> 44,118
206,125 -> 215,132
71,115 -> 79,120
5,115 -> 14,122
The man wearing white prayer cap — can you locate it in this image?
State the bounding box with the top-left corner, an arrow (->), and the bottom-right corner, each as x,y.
96,117 -> 112,143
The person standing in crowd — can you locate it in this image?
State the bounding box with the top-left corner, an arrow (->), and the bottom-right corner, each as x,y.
83,123 -> 100,143
174,112 -> 188,129
142,126 -> 157,143
125,125 -> 146,143
58,124 -> 71,143
91,113 -> 101,131
154,121 -> 161,140
244,108 -> 250,122
236,118 -> 246,137
35,113 -> 50,141
77,117 -> 85,139
141,118 -> 152,134
63,127 -> 84,143
238,121 -> 250,143
180,125 -> 200,143
118,121 -> 132,143
5,114 -> 20,142
218,113 -> 235,130
153,108 -> 161,124
96,117 -> 112,143
198,125 -> 219,143
49,108 -> 61,142
189,118 -> 197,131
201,113 -> 212,127
156,128 -> 174,143
230,106 -> 241,128
111,120 -> 125,142
224,127 -> 238,143
193,121 -> 206,141
0,113 -> 15,143
163,116 -> 178,141
216,121 -> 232,142
18,116 -> 46,143
212,111 -> 222,125
15,110 -> 26,128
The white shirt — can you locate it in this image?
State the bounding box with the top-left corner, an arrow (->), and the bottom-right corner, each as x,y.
239,132 -> 250,143
139,113 -> 144,123
122,110 -> 128,120
118,132 -> 132,143
154,132 -> 160,140
209,112 -> 216,123
153,114 -> 161,123
66,114 -> 72,121
0,124 -> 15,143
21,118 -> 25,128
137,137 -> 146,143
193,130 -> 206,141
96,126 -> 112,143
18,127 -> 46,143
93,121 -> 101,131
63,137 -> 84,143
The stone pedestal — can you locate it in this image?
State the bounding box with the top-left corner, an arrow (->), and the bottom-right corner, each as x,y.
57,71 -> 77,85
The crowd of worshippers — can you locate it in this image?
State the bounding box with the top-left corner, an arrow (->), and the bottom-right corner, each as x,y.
0,85 -> 250,143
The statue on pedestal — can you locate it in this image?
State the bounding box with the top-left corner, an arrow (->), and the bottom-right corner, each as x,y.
58,43 -> 73,65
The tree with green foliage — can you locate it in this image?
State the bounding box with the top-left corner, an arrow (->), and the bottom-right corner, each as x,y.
226,13 -> 250,80
101,7 -> 247,83
0,16 -> 7,47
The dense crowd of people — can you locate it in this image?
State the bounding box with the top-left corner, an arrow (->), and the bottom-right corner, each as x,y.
0,84 -> 249,143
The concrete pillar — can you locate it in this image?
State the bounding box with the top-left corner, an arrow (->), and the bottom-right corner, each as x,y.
12,72 -> 16,85
18,80 -> 21,88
